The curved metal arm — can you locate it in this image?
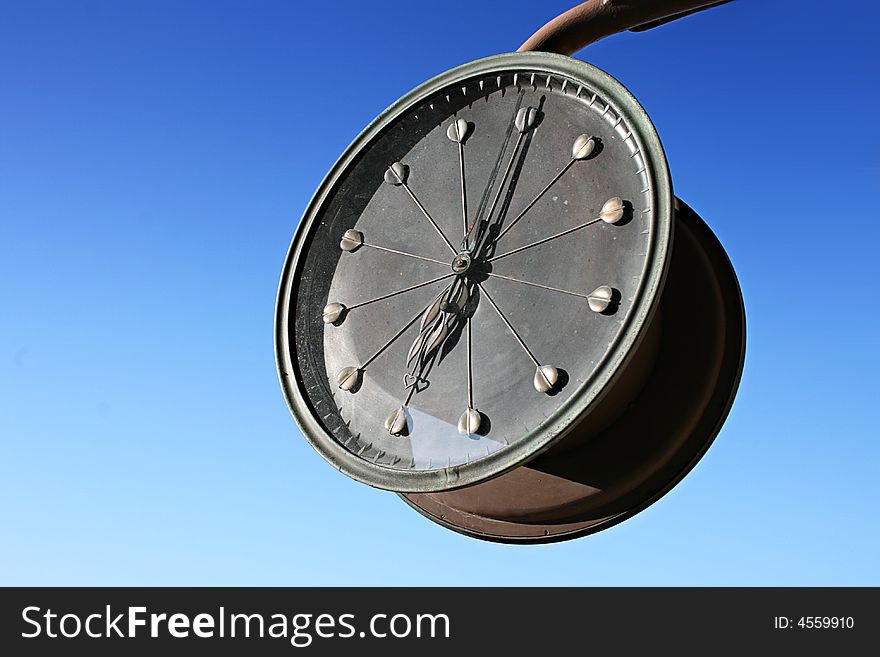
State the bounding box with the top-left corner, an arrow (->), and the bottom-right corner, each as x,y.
518,0 -> 732,55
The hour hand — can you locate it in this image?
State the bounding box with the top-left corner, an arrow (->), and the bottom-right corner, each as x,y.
463,105 -> 539,254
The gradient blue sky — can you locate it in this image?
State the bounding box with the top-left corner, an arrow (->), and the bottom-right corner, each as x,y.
1,0 -> 878,585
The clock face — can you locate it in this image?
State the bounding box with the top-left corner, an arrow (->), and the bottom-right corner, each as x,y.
276,53 -> 673,492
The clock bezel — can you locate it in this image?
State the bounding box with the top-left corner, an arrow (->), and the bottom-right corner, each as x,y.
274,51 -> 674,493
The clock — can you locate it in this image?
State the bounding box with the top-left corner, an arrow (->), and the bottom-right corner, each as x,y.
275,51 -> 744,542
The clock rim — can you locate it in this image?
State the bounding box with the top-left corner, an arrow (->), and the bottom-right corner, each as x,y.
275,51 -> 674,492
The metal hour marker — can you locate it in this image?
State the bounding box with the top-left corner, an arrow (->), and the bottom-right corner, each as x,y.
340,229 -> 363,252
384,162 -> 407,186
386,162 -> 457,255
322,302 -> 346,324
533,365 -> 560,394
571,134 -> 596,160
514,106 -> 538,133
458,406 -> 481,435
384,405 -> 409,436
446,117 -> 470,143
587,285 -> 613,313
336,366 -> 361,391
600,197 -> 625,224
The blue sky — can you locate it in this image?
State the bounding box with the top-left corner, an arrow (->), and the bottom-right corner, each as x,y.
1,0 -> 878,585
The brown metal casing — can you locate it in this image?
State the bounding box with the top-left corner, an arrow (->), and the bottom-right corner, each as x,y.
401,199 -> 746,542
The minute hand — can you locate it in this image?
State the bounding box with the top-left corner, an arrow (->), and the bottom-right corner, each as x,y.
463,105 -> 538,252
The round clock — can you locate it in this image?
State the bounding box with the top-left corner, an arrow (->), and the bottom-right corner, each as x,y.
275,5 -> 744,543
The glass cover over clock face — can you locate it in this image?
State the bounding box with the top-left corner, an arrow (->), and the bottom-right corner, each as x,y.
276,53 -> 672,492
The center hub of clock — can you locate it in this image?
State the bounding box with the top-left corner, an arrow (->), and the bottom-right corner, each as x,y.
451,252 -> 472,275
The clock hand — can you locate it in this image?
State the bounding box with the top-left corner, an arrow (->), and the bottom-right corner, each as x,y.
387,279 -> 473,436
405,279 -> 469,368
389,316 -> 451,436
485,134 -> 596,251
335,287 -> 453,393
388,281 -> 470,436
385,162 -> 458,256
463,105 -> 538,252
406,288 -> 450,367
